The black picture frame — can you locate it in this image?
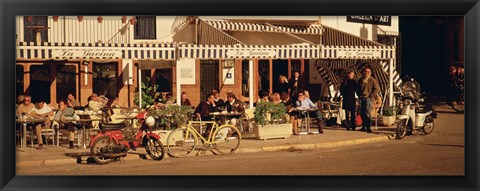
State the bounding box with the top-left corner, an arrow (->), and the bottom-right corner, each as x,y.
1,0 -> 478,190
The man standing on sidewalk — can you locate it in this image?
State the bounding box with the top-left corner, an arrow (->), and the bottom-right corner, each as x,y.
356,66 -> 380,133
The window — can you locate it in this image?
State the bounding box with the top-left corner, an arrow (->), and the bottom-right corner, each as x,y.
30,65 -> 51,102
134,16 -> 156,39
16,65 -> 24,97
56,65 -> 77,102
24,16 -> 48,43
242,60 -> 250,97
92,62 -> 118,99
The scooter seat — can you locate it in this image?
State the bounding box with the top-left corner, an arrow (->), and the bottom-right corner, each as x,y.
100,123 -> 127,130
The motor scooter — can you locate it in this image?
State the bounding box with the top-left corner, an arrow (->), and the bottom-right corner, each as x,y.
395,78 -> 437,139
89,111 -> 165,164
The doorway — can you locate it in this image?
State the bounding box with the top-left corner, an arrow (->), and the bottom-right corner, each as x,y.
272,59 -> 289,94
92,62 -> 118,99
29,65 -> 51,102
258,60 -> 270,94
200,60 -> 219,101
56,65 -> 77,102
155,69 -> 173,94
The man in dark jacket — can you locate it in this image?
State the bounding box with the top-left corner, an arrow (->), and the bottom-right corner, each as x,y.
225,93 -> 245,126
356,67 -> 380,133
289,71 -> 304,102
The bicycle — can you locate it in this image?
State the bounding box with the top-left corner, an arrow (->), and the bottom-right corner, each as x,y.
166,119 -> 241,158
451,84 -> 464,113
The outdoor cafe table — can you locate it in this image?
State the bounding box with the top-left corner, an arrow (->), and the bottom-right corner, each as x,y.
292,108 -> 318,134
209,112 -> 244,126
16,117 -> 45,151
65,117 -> 102,149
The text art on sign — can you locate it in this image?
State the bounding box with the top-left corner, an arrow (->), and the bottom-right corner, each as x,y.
226,50 -> 277,58
52,50 -> 123,58
346,16 -> 392,26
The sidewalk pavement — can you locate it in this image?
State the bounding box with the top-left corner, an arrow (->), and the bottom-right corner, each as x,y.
16,125 -> 396,167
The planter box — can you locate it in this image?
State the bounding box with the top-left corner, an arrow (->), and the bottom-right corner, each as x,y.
254,123 -> 292,140
153,130 -> 181,146
382,115 -> 396,126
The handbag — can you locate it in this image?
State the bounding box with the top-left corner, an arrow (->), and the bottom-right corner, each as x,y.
355,114 -> 363,127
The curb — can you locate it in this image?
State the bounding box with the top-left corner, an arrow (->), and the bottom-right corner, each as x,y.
237,135 -> 390,153
17,136 -> 390,167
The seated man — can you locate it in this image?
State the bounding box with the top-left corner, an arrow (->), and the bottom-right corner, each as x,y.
28,99 -> 55,149
54,99 -> 79,149
194,94 -> 217,136
296,91 -> 324,134
88,93 -> 105,111
225,93 -> 245,127
66,93 -> 80,108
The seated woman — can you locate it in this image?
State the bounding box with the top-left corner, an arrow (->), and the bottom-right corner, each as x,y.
281,92 -> 297,135
271,92 -> 282,104
295,90 -> 324,134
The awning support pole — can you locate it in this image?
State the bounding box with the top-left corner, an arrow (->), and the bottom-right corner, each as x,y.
389,59 -> 394,107
138,67 -> 142,109
176,62 -> 181,106
249,59 -> 254,109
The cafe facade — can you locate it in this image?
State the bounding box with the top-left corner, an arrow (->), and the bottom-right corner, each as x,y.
16,16 -> 177,107
171,16 -> 403,107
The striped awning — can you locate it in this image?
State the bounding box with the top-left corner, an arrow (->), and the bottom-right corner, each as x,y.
204,20 -> 323,35
316,60 -> 397,95
178,44 -> 321,59
16,42 -> 176,60
322,45 -> 395,59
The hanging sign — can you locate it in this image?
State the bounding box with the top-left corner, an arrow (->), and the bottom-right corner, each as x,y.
337,50 -> 381,58
226,50 -> 277,58
346,16 -> 392,26
52,50 -> 123,58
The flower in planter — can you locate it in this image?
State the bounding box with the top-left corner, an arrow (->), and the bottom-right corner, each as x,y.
253,101 -> 287,126
382,106 -> 396,116
149,104 -> 194,130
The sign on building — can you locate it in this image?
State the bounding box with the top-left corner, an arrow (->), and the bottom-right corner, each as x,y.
346,16 -> 392,26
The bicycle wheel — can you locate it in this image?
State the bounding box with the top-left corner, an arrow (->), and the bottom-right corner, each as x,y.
90,136 -> 117,165
395,119 -> 408,140
145,137 -> 166,160
421,115 -> 435,135
166,128 -> 197,158
452,99 -> 464,113
212,125 -> 241,155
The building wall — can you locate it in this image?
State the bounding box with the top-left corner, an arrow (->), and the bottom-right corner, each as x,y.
16,16 -> 175,44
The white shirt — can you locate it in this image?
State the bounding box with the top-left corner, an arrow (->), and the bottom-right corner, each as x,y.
35,105 -> 53,115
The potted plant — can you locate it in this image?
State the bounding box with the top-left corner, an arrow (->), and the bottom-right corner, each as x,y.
253,102 -> 292,140
149,104 -> 194,145
382,106 -> 396,126
134,77 -> 158,109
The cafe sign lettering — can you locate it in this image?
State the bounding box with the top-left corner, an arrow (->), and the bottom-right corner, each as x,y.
337,50 -> 381,58
226,50 -> 277,58
52,50 -> 123,58
346,16 -> 392,26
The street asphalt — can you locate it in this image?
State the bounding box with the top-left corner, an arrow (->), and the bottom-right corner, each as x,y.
16,123 -> 394,167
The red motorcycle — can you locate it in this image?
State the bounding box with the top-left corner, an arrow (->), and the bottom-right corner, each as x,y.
89,111 -> 165,164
